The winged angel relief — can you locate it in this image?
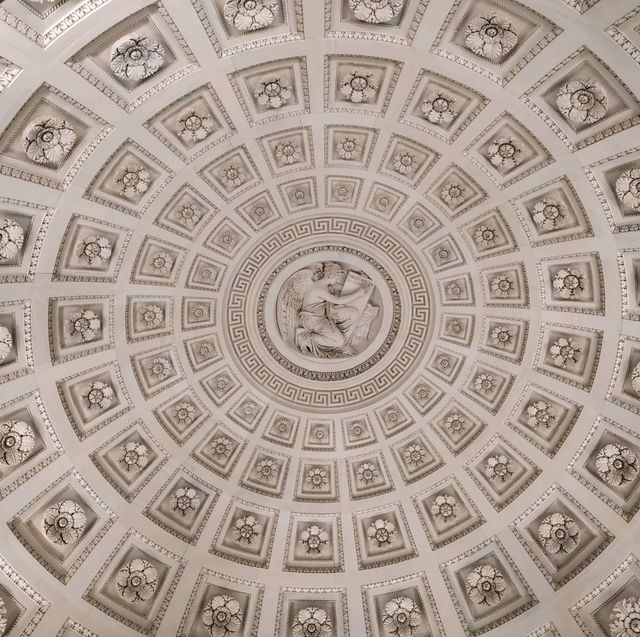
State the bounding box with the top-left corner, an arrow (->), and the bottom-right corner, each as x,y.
276,261 -> 380,359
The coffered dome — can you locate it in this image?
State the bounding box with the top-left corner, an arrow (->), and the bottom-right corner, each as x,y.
0,0 -> 639,635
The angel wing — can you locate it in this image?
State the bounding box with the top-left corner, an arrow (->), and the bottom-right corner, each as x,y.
276,267 -> 315,345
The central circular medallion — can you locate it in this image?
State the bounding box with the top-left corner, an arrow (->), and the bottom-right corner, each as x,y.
258,246 -> 400,381
223,215 -> 434,411
278,260 -> 381,359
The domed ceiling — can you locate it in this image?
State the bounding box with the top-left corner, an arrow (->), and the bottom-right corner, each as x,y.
0,0 -> 639,635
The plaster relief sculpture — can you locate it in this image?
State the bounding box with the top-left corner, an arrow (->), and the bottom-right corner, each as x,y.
0,218 -> 24,262
349,0 -> 404,24
116,558 -> 158,602
223,0 -> 279,32
537,512 -> 579,554
292,607 -> 332,637
341,69 -> 378,103
0,325 -> 12,363
616,169 -> 640,210
381,596 -> 421,636
556,78 -> 607,125
68,309 -> 101,343
202,594 -> 243,635
464,14 -> 518,60
254,77 -> 292,109
276,261 -> 379,358
0,420 -> 35,465
465,564 -> 505,606
421,93 -> 457,125
110,34 -> 164,82
42,499 -> 87,545
596,443 -> 638,486
23,117 -> 76,165
610,597 -> 640,637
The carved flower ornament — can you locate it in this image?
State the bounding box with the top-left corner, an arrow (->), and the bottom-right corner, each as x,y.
485,454 -> 513,482
140,304 -> 164,328
341,69 -> 378,103
202,594 -> 243,636
254,76 -> 292,109
23,116 -> 76,164
404,444 -> 426,466
83,380 -> 115,411
595,443 -> 638,487
292,606 -> 332,637
42,499 -> 87,545
173,401 -> 196,425
0,420 -> 36,466
532,198 -> 566,230
0,217 -> 24,262
306,466 -> 328,489
465,13 -> 518,60
526,401 -> 555,429
116,558 -> 158,603
465,564 -> 506,606
300,525 -> 329,554
110,34 -> 164,82
76,235 -> 112,266
68,309 -> 101,342
487,136 -> 523,170
367,517 -> 395,546
336,136 -> 361,160
549,337 -> 581,368
538,512 -> 580,554
223,0 -> 278,32
431,494 -> 458,520
610,597 -> 640,637
422,92 -> 457,125
0,325 -> 12,363
382,596 -> 422,637
349,0 -> 404,24
616,168 -> 640,210
178,109 -> 215,143
170,486 -> 200,515
116,165 -> 151,198
552,267 -> 586,299
233,514 -> 262,543
556,78 -> 607,125
357,462 -> 378,484
119,441 -> 150,471
440,182 -> 466,207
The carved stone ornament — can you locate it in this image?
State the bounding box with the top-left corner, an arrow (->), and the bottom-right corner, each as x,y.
537,512 -> 580,554
556,78 -> 608,125
276,261 -> 380,359
23,116 -> 76,164
0,217 -> 24,262
116,558 -> 158,603
349,0 -> 404,24
292,606 -> 332,637
0,419 -> 36,465
609,597 -> 640,637
110,33 -> 164,82
381,598 -> 421,636
202,594 -> 243,636
465,564 -> 506,606
340,70 -> 378,103
595,443 -> 638,486
254,77 -> 292,109
223,0 -> 279,32
42,499 -> 87,545
464,14 -> 518,60
0,325 -> 12,362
